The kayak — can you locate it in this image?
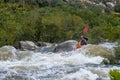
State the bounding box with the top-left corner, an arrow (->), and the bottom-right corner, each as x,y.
76,45 -> 82,49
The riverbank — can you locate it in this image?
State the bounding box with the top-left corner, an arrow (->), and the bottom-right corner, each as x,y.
0,1 -> 120,47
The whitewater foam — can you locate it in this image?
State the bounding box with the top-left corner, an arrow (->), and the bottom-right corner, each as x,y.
0,43 -> 119,80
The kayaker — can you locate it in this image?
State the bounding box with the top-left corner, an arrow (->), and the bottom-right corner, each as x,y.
76,35 -> 88,49
80,35 -> 88,46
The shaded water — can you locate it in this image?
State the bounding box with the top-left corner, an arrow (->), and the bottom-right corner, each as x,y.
0,43 -> 119,80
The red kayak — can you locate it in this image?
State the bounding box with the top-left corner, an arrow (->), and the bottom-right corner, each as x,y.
76,45 -> 82,49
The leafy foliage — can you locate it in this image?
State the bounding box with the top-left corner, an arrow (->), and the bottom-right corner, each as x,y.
114,4 -> 120,12
0,1 -> 120,47
109,69 -> 120,80
113,46 -> 120,64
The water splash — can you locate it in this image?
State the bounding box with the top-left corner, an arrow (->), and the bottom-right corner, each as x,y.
62,68 -> 98,80
0,43 -> 119,80
99,42 -> 118,49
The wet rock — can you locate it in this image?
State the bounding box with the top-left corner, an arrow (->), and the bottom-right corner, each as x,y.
35,46 -> 56,53
83,44 -> 114,58
53,40 -> 78,52
35,40 -> 77,53
0,46 -> 17,60
106,2 -> 115,8
35,41 -> 53,47
20,41 -> 39,50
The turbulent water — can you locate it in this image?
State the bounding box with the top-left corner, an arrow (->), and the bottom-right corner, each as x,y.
0,42 -> 119,80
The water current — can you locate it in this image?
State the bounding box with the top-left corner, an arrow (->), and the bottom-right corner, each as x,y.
0,42 -> 119,80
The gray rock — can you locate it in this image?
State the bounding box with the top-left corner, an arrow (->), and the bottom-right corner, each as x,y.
53,40 -> 78,52
0,46 -> 17,60
35,40 -> 78,53
35,44 -> 57,53
106,2 -> 115,8
20,41 -> 39,50
82,44 -> 114,58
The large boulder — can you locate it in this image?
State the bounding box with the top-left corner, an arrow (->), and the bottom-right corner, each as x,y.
20,41 -> 39,50
82,44 -> 114,58
53,40 -> 78,52
0,46 -> 17,60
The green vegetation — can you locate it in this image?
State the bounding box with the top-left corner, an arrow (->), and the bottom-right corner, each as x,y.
111,46 -> 120,64
109,69 -> 120,80
114,4 -> 120,13
0,0 -> 120,47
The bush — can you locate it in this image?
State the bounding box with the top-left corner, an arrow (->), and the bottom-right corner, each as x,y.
87,4 -> 104,15
109,69 -> 120,80
0,2 -> 120,47
114,4 -> 120,12
0,0 -> 4,3
87,25 -> 120,44
113,46 -> 120,64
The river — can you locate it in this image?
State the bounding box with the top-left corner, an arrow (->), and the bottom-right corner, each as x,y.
0,42 -> 119,80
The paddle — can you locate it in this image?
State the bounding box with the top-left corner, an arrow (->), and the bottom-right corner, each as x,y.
76,25 -> 89,48
83,25 -> 89,34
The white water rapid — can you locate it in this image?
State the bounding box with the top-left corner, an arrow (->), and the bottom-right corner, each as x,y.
0,42 -> 119,80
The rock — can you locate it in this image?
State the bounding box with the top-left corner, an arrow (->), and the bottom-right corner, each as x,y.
38,45 -> 57,53
20,41 -> 39,50
82,44 -> 114,58
53,40 -> 78,52
35,41 -> 53,47
34,43 -> 57,53
43,42 -> 53,46
35,41 -> 46,47
34,41 -> 54,52
106,2 -> 115,8
35,40 -> 77,53
0,46 -> 17,60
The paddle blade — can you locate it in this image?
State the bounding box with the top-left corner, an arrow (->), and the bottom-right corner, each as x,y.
83,25 -> 89,34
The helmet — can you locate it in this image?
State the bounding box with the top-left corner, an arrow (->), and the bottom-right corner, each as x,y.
80,35 -> 84,38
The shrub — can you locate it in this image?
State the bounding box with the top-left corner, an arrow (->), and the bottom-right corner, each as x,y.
113,46 -> 120,64
109,69 -> 120,80
0,2 -> 120,47
114,4 -> 120,12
